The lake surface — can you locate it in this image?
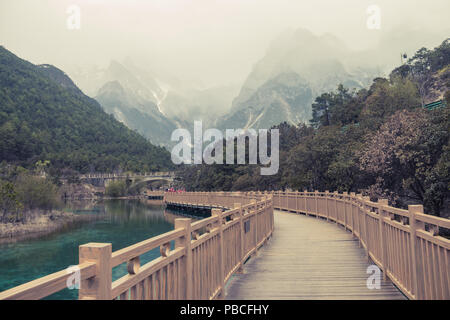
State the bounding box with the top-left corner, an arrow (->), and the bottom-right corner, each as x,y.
0,199 -> 190,299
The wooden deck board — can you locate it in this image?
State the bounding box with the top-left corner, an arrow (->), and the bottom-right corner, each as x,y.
225,210 -> 406,300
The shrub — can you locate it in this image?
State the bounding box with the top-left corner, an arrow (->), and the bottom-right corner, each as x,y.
105,180 -> 127,197
14,174 -> 61,212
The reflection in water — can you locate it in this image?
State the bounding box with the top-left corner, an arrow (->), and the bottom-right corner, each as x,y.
0,199 -> 193,300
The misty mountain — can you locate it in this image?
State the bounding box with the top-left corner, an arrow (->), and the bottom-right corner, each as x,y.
219,72 -> 313,129
95,80 -> 177,147
160,84 -> 240,127
119,59 -> 239,127
122,59 -> 240,127
68,60 -> 180,147
71,59 -> 239,139
70,60 -> 165,111
70,27 -> 445,137
218,29 -> 380,130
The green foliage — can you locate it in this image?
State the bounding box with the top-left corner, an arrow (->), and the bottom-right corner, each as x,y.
0,168 -> 61,222
0,180 -> 23,222
105,180 -> 127,198
35,160 -> 50,175
359,109 -> 449,215
360,77 -> 421,130
14,173 -> 61,212
391,39 -> 449,106
0,46 -> 173,173
310,84 -> 356,128
310,76 -> 421,131
391,39 -> 449,82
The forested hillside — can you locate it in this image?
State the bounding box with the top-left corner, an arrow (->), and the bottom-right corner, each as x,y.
0,47 -> 173,173
179,39 -> 450,216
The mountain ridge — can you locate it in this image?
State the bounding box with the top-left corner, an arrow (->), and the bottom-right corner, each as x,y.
218,29 -> 380,130
95,79 -> 178,147
0,46 -> 173,173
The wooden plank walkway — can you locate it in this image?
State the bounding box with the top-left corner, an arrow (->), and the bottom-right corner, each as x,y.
225,210 -> 406,300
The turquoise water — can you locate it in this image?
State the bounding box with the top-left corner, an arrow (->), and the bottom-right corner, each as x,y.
0,199 -> 180,300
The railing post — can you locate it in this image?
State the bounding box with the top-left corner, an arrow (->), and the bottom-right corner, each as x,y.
174,218 -> 193,300
278,191 -> 281,209
343,192 -> 348,228
250,199 -> 257,249
284,192 -> 288,210
356,193 -> 363,247
333,191 -> 338,221
262,196 -> 267,240
303,190 -> 308,215
314,190 -> 319,218
362,196 -> 370,260
350,192 -> 355,235
212,208 -> 225,298
234,203 -> 244,273
295,191 -> 299,212
378,199 -> 388,280
78,243 -> 112,300
409,205 -> 424,300
324,191 -> 329,221
270,194 -> 274,233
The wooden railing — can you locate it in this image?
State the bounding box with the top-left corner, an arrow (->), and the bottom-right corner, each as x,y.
2,189 -> 447,300
79,171 -> 175,179
0,192 -> 273,300
146,191 -> 165,198
273,191 -> 450,300
164,191 -> 264,209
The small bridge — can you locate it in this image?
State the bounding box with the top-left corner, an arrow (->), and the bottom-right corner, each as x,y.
0,191 -> 448,300
79,171 -> 176,187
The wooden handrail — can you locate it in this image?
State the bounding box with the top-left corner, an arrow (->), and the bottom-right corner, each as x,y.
110,228 -> 185,267
79,172 -> 176,179
0,191 -> 273,300
0,261 -> 97,300
273,191 -> 449,300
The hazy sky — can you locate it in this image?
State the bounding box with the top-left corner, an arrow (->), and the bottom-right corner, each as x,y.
1,0 -> 449,87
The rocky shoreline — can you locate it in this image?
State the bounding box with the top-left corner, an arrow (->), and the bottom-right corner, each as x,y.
0,190 -> 151,244
0,210 -> 99,244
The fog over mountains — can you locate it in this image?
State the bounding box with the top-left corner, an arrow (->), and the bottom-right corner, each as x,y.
218,28 -> 380,130
70,58 -> 241,146
64,26 -> 450,148
67,28 -> 390,146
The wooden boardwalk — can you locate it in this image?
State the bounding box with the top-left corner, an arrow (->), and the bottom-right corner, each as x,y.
226,210 -> 406,300
3,191 -> 447,300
